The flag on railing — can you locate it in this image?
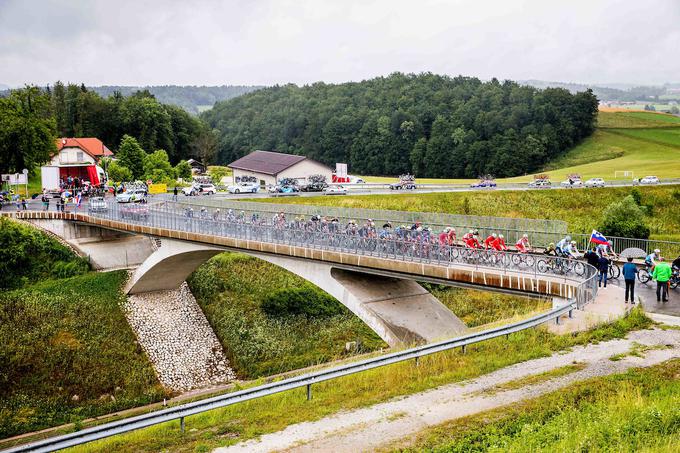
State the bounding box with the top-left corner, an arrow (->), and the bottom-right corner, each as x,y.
589,229 -> 608,245
75,192 -> 82,209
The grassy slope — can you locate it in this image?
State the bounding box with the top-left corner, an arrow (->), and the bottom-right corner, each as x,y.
0,272 -> 166,438
70,308 -> 652,452
186,253 -> 545,378
187,253 -> 385,378
361,111 -> 680,183
252,185 -> 680,239
395,358 -> 680,452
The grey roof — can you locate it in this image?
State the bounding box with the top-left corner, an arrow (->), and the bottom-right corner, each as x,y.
228,150 -> 308,175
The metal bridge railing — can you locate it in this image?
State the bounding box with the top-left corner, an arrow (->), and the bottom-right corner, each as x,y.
87,201 -> 598,308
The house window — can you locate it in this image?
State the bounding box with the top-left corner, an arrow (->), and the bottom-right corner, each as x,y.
61,151 -> 68,163
76,151 -> 84,162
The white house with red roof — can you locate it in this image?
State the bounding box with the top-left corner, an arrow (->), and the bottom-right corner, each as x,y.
43,137 -> 114,188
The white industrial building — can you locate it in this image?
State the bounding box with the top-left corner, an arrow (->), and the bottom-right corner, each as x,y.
228,150 -> 333,186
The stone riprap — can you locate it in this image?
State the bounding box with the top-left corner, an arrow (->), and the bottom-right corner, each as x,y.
124,282 -> 235,391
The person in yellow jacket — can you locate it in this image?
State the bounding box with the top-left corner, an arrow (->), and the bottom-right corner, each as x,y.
652,257 -> 672,303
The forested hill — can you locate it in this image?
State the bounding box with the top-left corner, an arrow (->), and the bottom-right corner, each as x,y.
90,85 -> 262,115
202,73 -> 598,178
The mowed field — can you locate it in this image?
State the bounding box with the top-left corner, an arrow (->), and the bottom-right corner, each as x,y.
362,111 -> 680,183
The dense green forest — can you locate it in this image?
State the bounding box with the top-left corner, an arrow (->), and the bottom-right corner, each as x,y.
90,85 -> 262,115
203,73 -> 599,177
49,82 -> 211,164
0,83 -> 214,174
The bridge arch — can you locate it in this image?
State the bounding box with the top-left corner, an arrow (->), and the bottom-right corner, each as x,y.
126,239 -> 468,346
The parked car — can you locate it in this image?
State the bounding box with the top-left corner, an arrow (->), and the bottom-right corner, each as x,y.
584,178 -> 606,188
183,183 -> 217,196
279,185 -> 299,194
227,182 -> 259,194
528,179 -> 551,189
120,203 -> 149,221
560,179 -> 583,188
471,179 -> 497,188
301,182 -> 328,192
116,189 -> 148,203
389,181 -> 417,190
88,196 -> 108,213
640,175 -> 659,185
350,177 -> 366,184
323,185 -> 348,195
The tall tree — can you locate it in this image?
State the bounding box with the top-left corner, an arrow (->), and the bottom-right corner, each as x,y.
116,135 -> 147,180
0,87 -> 56,174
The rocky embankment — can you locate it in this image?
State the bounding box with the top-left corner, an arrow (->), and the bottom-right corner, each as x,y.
124,282 -> 235,391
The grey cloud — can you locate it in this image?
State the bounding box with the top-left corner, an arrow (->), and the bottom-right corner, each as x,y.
0,0 -> 678,86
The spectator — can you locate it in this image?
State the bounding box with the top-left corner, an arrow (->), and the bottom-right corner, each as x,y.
173,186 -> 178,201
598,254 -> 609,288
21,198 -> 27,211
652,257 -> 672,303
622,257 -> 638,304
42,195 -> 49,211
585,247 -> 600,268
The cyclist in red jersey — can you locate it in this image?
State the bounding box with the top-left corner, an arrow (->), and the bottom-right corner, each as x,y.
515,234 -> 531,253
463,230 -> 481,248
484,233 -> 497,249
491,234 -> 508,251
447,227 -> 456,245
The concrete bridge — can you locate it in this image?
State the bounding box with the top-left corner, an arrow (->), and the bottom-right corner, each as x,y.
3,207 -> 599,346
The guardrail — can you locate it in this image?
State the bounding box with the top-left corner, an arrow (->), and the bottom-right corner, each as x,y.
4,301 -> 579,453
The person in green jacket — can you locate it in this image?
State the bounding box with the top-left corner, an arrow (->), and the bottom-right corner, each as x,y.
652,257 -> 672,303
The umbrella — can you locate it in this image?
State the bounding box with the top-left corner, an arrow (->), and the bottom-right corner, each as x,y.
619,247 -> 647,259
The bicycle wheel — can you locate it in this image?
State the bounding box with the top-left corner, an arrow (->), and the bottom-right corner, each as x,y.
638,269 -> 650,284
573,261 -> 586,276
511,254 -> 522,265
670,278 -> 678,290
608,263 -> 620,279
449,247 -> 459,260
524,254 -> 535,267
537,259 -> 549,273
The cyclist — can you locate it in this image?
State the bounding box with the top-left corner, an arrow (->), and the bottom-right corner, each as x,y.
544,242 -> 558,256
491,234 -> 508,251
515,234 -> 532,253
556,235 -> 571,255
447,227 -> 457,245
596,240 -> 614,257
483,233 -> 497,249
564,240 -> 580,259
645,249 -> 661,270
463,230 -> 481,248
439,228 -> 450,246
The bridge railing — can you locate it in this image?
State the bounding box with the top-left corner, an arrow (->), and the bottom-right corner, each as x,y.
89,201 -> 598,308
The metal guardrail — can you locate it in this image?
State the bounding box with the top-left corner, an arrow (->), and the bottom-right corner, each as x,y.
4,302 -> 578,453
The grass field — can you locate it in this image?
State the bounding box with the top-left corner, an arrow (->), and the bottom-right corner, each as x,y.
395,358 -> 680,452
0,271 -> 166,438
360,111 -> 680,183
67,308 -> 652,452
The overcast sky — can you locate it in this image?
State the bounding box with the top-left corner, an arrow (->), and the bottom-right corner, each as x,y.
1,0 -> 678,87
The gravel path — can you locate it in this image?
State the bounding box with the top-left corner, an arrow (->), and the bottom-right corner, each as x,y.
125,282 -> 235,391
215,328 -> 680,453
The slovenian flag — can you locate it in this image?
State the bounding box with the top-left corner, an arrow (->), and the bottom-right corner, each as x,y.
590,230 -> 608,245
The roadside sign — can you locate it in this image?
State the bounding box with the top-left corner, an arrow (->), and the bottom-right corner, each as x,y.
149,183 -> 167,194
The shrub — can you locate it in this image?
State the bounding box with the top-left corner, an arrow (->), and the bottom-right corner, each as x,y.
262,286 -> 345,318
598,195 -> 650,239
0,218 -> 90,289
630,187 -> 642,205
